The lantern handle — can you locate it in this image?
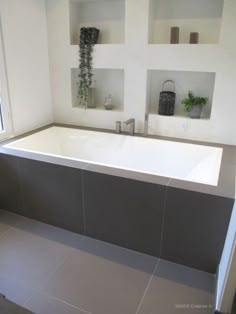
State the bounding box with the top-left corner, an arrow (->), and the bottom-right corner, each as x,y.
162,80 -> 175,92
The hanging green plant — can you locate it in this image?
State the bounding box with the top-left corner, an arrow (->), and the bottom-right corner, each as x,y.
78,27 -> 99,108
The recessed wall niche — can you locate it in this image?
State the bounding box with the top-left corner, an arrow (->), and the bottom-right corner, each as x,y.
146,70 -> 216,119
70,0 -> 125,45
71,68 -> 124,111
149,0 -> 224,44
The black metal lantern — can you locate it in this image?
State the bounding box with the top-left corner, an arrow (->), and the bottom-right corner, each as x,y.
158,80 -> 176,116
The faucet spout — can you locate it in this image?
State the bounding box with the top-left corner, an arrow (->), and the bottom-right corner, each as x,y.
144,113 -> 148,137
123,118 -> 135,135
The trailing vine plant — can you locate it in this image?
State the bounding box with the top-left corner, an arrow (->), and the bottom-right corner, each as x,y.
78,27 -> 99,108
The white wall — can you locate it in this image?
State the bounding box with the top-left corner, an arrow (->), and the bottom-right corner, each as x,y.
0,0 -> 53,135
47,0 -> 236,145
151,0 -> 224,19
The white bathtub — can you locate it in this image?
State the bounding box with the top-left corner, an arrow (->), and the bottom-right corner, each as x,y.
3,126 -> 223,186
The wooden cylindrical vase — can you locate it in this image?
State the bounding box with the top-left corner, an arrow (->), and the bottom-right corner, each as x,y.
170,27 -> 179,44
190,32 -> 199,44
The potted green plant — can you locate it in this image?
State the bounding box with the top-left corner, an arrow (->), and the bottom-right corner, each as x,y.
182,91 -> 208,119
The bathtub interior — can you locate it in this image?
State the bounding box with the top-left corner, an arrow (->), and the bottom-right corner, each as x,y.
4,126 -> 223,186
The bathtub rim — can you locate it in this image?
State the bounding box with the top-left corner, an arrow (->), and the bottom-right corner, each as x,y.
0,123 -> 235,199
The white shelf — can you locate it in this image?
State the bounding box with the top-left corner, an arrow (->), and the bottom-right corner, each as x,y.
69,44 -> 221,73
73,106 -> 123,113
149,113 -> 210,120
71,68 -> 124,111
146,69 -> 216,119
149,113 -> 210,121
69,0 -> 125,45
149,0 -> 224,44
46,0 -> 236,143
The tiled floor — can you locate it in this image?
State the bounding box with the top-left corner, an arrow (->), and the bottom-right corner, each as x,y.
0,209 -> 215,314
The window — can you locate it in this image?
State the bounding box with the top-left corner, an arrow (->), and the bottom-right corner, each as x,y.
0,24 -> 12,141
0,100 -> 4,131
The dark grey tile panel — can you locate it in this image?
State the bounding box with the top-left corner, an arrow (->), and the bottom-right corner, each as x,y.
43,236 -> 157,314
0,154 -> 22,212
161,187 -> 234,273
18,158 -> 84,234
84,170 -> 166,257
137,259 -> 215,314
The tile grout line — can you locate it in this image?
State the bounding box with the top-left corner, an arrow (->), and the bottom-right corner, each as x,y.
134,179 -> 172,314
20,229 -> 86,308
22,235 -> 86,305
159,178 -> 171,258
24,289 -> 92,314
135,258 -> 160,314
40,294 -> 92,314
23,236 -> 92,314
34,232 -> 85,296
16,157 -> 26,214
81,170 -> 86,235
22,255 -> 69,307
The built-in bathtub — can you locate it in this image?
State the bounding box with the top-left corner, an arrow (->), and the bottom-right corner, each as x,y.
3,126 -> 223,186
0,125 -> 235,274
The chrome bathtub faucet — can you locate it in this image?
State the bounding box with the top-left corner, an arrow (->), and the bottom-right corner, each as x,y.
123,118 -> 135,136
115,121 -> 121,134
144,113 -> 148,137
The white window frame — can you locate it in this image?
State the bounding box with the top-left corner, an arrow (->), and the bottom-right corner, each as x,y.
0,17 -> 12,141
